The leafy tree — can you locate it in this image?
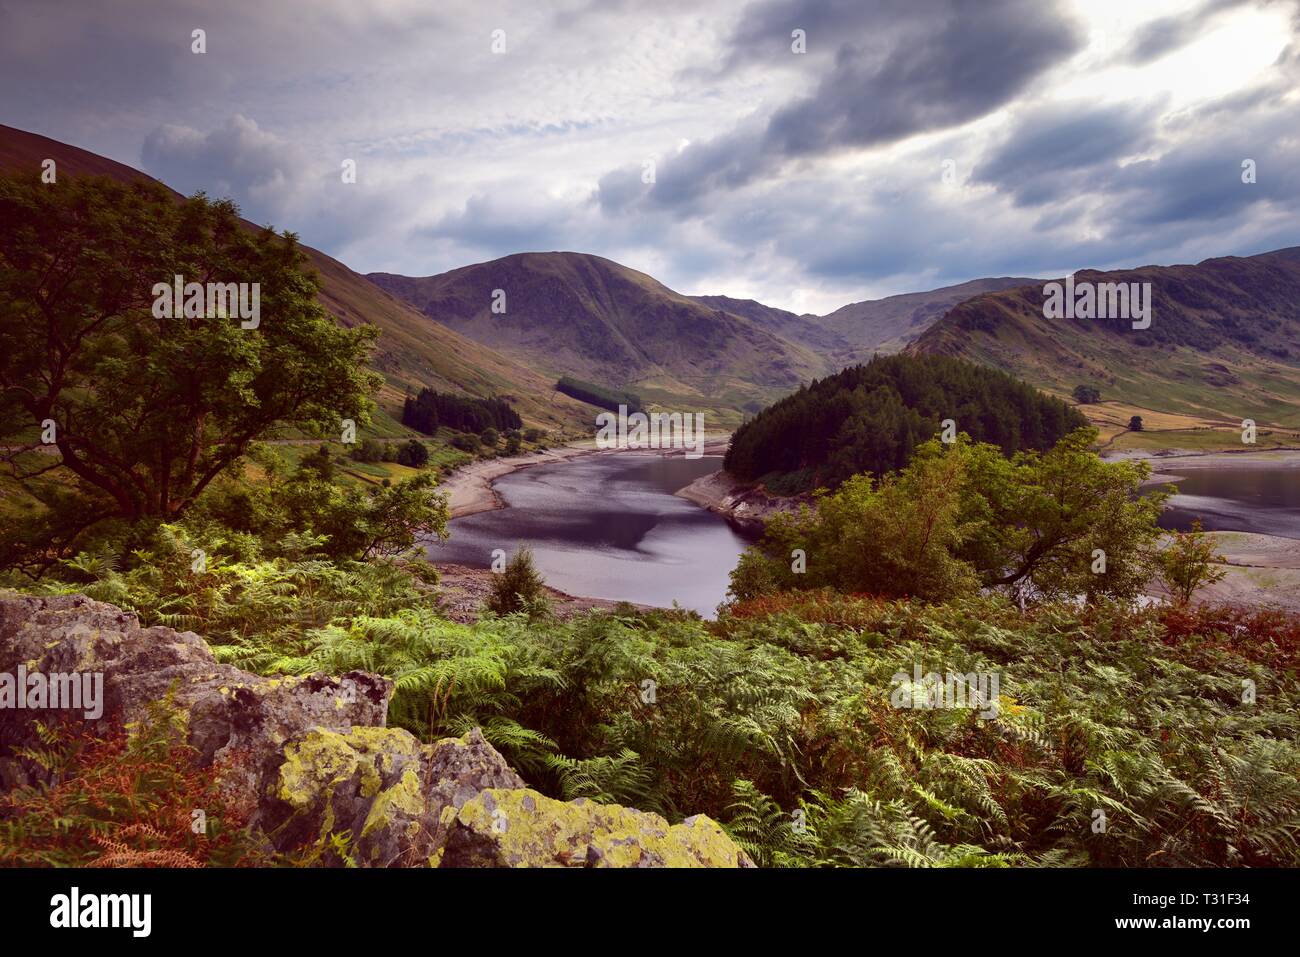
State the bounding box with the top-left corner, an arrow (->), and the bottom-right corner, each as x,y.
504,433 -> 522,455
1072,384 -> 1101,404
350,438 -> 385,463
0,174 -> 379,571
730,444 -> 978,602
1129,415 -> 1144,431
450,433 -> 480,453
731,430 -> 1166,605
949,429 -> 1166,602
1158,520 -> 1227,605
487,547 -> 550,617
298,445 -> 335,481
480,427 -> 500,448
523,428 -> 545,443
395,439 -> 429,468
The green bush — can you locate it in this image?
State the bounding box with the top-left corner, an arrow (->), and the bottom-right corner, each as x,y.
395,439 -> 429,468
486,547 -> 549,618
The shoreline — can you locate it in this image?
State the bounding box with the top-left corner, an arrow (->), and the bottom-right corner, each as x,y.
673,469 -> 807,531
440,435 -> 733,519
438,440 -> 1300,617
429,562 -> 664,623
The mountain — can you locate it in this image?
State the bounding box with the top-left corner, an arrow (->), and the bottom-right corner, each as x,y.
694,279 -> 1041,369
687,295 -> 846,353
816,277 -> 1040,360
0,124 -> 591,430
369,254 -> 830,419
908,249 -> 1300,427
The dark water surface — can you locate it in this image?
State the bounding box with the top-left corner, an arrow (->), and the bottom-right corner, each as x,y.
1155,466 -> 1300,539
427,453 -> 754,616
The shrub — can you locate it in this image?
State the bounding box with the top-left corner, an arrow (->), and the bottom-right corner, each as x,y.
0,695 -> 266,867
1158,520 -> 1227,605
395,439 -> 429,468
487,547 -> 549,617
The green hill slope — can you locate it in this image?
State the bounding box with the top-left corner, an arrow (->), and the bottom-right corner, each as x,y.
369,253 -> 831,421
908,249 -> 1300,428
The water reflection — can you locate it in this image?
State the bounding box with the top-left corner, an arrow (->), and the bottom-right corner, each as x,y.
427,453 -> 755,616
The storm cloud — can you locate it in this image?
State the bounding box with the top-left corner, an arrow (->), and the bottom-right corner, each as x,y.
1,0 -> 1297,312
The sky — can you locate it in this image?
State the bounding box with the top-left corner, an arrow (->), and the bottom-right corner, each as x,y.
2,0 -> 1298,314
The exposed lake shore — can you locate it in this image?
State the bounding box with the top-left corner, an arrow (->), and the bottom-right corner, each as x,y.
441,436 -> 732,519
437,440 -> 1300,617
1113,448 -> 1300,612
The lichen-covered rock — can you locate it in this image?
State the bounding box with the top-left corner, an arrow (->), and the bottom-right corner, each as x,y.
439,788 -> 755,868
0,593 -> 390,795
0,593 -> 754,868
256,726 -> 524,866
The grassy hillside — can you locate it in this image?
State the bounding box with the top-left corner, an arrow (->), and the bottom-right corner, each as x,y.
818,276 -> 1041,361
909,249 -> 1300,429
369,252 -> 831,420
0,124 -> 593,431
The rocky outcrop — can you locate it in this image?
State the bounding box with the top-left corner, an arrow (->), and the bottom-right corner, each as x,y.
0,592 -> 388,803
674,468 -> 808,531
0,593 -> 753,868
439,788 -> 755,868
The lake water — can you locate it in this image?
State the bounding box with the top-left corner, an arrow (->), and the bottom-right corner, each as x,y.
1155,466 -> 1300,539
426,453 -> 754,616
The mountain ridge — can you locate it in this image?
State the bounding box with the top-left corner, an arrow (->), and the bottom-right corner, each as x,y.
908,248 -> 1300,427
368,252 -> 832,419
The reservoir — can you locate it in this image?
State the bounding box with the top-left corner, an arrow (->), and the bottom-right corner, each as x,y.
427,452 -> 754,616
1155,465 -> 1300,539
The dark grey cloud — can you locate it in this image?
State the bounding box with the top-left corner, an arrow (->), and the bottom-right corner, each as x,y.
765,1 -> 1083,155
598,0 -> 1083,213
974,101 -> 1159,207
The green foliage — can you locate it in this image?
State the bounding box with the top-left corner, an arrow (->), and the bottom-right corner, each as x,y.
1129,415 -> 1145,431
487,547 -> 550,618
479,427 -> 499,448
0,173 -> 380,570
731,430 -> 1166,605
504,433 -> 522,455
349,438 -> 386,463
401,388 -> 520,435
554,375 -> 643,413
1073,384 -> 1102,404
450,433 -> 481,453
725,354 -> 1088,492
1158,520 -> 1228,605
206,589 -> 1300,867
31,522 -> 434,652
190,463 -> 448,561
298,445 -> 336,481
395,439 -> 430,468
730,445 -> 978,602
